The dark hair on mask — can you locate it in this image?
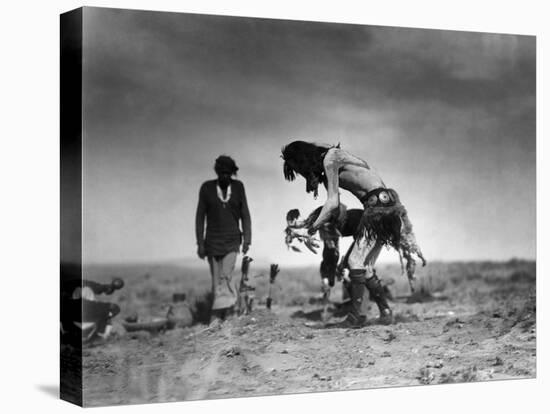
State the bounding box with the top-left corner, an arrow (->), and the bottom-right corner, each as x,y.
214,155 -> 239,176
281,141 -> 333,196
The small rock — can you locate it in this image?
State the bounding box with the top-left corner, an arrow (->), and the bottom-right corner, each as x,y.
381,351 -> 391,358
417,368 -> 435,385
425,358 -> 443,368
493,356 -> 504,366
384,331 -> 397,343
125,312 -> 139,323
224,347 -> 241,357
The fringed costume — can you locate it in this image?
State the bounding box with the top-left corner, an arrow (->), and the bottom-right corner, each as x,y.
358,188 -> 426,280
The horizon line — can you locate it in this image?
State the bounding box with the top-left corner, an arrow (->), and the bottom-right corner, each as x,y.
67,256 -> 536,267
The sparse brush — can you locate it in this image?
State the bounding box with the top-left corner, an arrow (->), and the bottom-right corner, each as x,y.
266,264 -> 280,310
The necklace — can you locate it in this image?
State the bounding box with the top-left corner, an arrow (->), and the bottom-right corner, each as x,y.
216,183 -> 231,207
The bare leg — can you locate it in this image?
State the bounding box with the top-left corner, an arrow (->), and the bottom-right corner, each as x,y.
207,256 -> 221,322
217,251 -> 238,311
347,234 -> 382,274
347,235 -> 392,324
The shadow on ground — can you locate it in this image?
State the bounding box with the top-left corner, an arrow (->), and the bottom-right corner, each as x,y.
36,384 -> 59,399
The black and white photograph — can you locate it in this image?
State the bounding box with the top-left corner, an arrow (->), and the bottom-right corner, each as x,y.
56,3 -> 537,409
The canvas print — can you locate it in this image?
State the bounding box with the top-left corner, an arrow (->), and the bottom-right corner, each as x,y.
60,6 -> 536,407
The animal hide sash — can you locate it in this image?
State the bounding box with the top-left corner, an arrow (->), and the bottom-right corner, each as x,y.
359,188 -> 426,277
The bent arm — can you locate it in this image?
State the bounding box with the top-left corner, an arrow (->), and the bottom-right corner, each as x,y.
240,183 -> 252,246
311,155 -> 340,231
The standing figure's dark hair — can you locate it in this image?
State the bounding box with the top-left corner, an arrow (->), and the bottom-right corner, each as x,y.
214,155 -> 239,176
281,141 -> 333,198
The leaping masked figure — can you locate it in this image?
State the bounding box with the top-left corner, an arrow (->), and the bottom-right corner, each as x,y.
281,141 -> 426,328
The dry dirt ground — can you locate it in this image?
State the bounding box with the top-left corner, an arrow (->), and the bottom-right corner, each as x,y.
77,260 -> 536,407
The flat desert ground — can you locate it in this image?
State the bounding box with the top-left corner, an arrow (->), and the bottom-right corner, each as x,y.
67,259 -> 535,406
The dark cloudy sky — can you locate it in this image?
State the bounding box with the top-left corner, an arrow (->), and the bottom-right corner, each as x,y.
81,7 -> 535,265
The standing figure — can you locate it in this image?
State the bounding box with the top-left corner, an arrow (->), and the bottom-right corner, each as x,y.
196,155 -> 252,322
282,141 -> 425,328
